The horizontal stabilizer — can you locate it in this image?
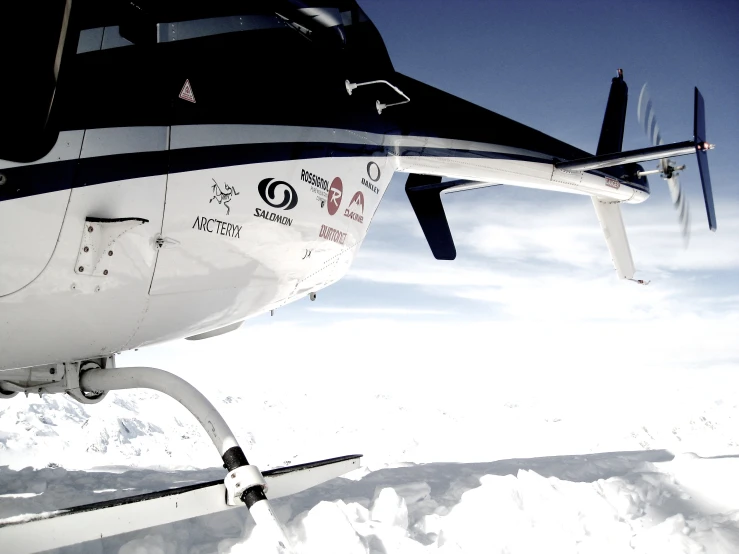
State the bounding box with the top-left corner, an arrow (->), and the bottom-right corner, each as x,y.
405,173 -> 456,260
592,198 -> 635,280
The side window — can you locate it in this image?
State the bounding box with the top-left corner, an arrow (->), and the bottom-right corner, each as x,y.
0,0 -> 70,162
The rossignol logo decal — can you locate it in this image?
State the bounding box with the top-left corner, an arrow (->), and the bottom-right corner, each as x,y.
301,169 -> 330,207
319,224 -> 346,245
343,191 -> 365,223
362,161 -> 381,194
301,169 -> 329,192
192,178 -> 242,238
209,179 -> 239,215
327,177 -> 343,216
258,178 -> 298,210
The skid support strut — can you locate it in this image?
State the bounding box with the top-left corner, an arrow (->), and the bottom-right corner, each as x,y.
80,367 -> 294,553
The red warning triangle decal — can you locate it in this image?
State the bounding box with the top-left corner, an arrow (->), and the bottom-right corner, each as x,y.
179,79 -> 196,103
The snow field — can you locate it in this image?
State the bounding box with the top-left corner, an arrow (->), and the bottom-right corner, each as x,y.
2,452 -> 739,553
2,335 -> 739,552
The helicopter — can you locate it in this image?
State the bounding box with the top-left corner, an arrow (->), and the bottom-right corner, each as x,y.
0,1 -> 718,551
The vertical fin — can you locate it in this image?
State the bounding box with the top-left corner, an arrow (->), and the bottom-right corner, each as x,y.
694,87 -> 717,231
596,69 -> 628,155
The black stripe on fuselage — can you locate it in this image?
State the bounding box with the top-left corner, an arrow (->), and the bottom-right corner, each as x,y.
0,151 -> 167,203
0,140 -> 561,203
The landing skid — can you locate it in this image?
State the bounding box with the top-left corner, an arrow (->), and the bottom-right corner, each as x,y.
0,455 -> 361,554
0,361 -> 361,553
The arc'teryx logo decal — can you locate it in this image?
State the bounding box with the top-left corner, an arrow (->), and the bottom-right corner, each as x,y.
344,191 -> 365,223
192,178 -> 242,238
210,179 -> 239,215
258,178 -> 298,210
192,216 -> 241,238
327,177 -> 343,216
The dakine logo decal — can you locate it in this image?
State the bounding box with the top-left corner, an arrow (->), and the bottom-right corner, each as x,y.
192,178 -> 242,238
254,178 -> 297,227
258,178 -> 298,210
327,177 -> 343,216
343,191 -> 365,223
362,161 -> 381,194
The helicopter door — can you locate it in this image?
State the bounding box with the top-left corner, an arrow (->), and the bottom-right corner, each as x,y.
149,18 -> 307,300
0,1 -> 82,297
0,134 -> 84,297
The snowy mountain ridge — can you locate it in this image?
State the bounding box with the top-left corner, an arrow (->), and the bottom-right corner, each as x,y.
1,382 -> 738,472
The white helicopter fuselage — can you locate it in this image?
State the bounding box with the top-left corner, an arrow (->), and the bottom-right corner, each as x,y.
0,122 -> 647,371
0,3 -> 666,373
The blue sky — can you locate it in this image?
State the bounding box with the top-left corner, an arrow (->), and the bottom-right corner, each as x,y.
123,1 -> 738,392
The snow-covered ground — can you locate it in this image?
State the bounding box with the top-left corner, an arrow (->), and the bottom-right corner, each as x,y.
2,447 -> 739,553
2,326 -> 739,552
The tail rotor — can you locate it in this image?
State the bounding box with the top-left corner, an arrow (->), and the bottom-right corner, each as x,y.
637,84 -> 691,246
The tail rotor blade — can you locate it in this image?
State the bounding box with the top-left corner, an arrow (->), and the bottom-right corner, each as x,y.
637,84 -> 664,147
638,84 -> 669,174
666,174 -> 691,247
637,83 -> 702,243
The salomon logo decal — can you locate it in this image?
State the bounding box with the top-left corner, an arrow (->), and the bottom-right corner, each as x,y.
258,178 -> 298,210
